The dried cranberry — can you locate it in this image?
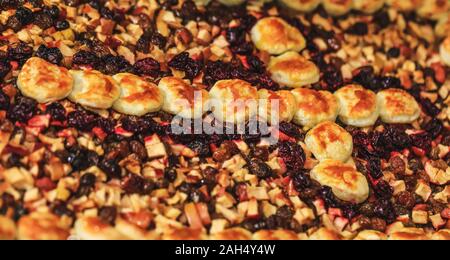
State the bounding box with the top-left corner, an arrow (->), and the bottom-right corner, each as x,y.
67,110 -> 97,131
120,116 -> 151,133
97,117 -> 116,134
55,20 -> 69,31
33,11 -> 54,29
423,118 -> 443,139
6,15 -> 22,32
246,55 -> 264,73
8,96 -> 37,123
35,45 -> 63,65
319,186 -> 339,208
368,158 -> 383,179
346,22 -> 368,35
99,159 -> 121,179
203,61 -> 232,87
150,32 -> 167,50
52,201 -> 75,218
0,88 -> 10,110
133,58 -> 162,77
121,174 -> 154,195
99,206 -> 117,225
187,139 -> 210,157
0,59 -> 11,81
226,27 -> 246,46
0,0 -> 19,10
387,47 -> 400,58
248,158 -> 273,179
76,173 -> 96,197
43,5 -> 60,20
7,43 -> 33,65
179,0 -> 200,21
292,171 -> 311,190
410,132 -> 432,153
168,52 -> 201,80
374,11 -> 390,30
373,180 -> 393,199
279,122 -> 304,139
322,68 -> 344,91
353,66 -> 376,89
373,199 -> 396,223
278,141 -> 305,172
15,7 -> 34,25
135,35 -> 150,53
45,102 -> 66,121
67,147 -> 91,171
420,98 -> 440,116
342,204 -> 358,219
100,54 -> 131,75
72,50 -> 100,67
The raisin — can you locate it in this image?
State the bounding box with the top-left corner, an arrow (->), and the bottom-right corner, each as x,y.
368,158 -> 383,179
99,159 -> 121,179
35,45 -> 63,65
374,11 -> 390,30
322,67 -> 344,91
8,96 -> 37,123
179,0 -> 200,21
0,60 -> 11,81
6,15 -> 22,32
248,158 -> 273,179
187,139 -> 211,157
373,199 -> 396,223
346,22 -> 368,35
130,140 -> 147,161
251,146 -> 269,162
319,186 -> 339,208
133,58 -> 162,77
96,117 -> 116,134
33,11 -> 54,29
420,98 -> 440,116
52,201 -> 75,219
387,47 -> 400,58
45,102 -> 66,121
373,180 -> 393,199
279,122 -> 304,139
67,110 -> 98,131
43,5 -> 60,20
55,20 -> 69,31
77,173 -> 96,198
7,43 -> 33,64
135,35 -> 150,53
100,54 -> 131,75
292,171 -> 312,190
423,118 -> 443,139
121,174 -> 154,195
370,217 -> 387,232
99,206 -> 117,225
0,88 -> 10,110
389,156 -> 405,175
15,7 -> 33,25
72,50 -> 100,67
395,191 -> 415,209
150,32 -> 167,50
278,141 -> 305,172
168,52 -> 201,80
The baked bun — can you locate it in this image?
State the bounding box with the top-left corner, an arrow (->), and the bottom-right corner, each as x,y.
17,212 -> 69,240
210,228 -> 253,240
253,229 -> 298,240
158,76 -> 209,119
322,0 -> 353,16
435,14 -> 450,38
377,88 -> 420,124
69,69 -> 121,110
17,57 -> 73,103
308,228 -> 341,240
310,160 -> 370,203
291,88 -> 340,129
417,0 -> 449,20
431,230 -> 450,240
162,227 -> 208,240
305,121 -> 354,162
258,89 -> 297,124
112,73 -> 163,116
251,17 -> 306,55
0,216 -> 16,240
334,84 -> 379,127
74,217 -> 126,240
209,79 -> 258,124
386,0 -> 423,12
440,36 -> 450,66
268,51 -> 320,88
354,230 -> 388,240
353,0 -> 385,14
388,228 -> 429,240
277,0 -> 322,13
